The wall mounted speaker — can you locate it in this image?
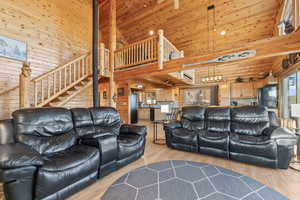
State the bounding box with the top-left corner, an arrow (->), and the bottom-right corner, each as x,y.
282,59 -> 289,69
289,53 -> 298,65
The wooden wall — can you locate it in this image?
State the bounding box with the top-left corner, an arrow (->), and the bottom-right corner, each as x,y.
0,0 -> 92,119
116,81 -> 130,123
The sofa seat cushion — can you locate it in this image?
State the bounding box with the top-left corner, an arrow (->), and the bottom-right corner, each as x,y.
117,134 -> 144,159
171,128 -> 198,146
229,133 -> 277,159
35,145 -> 99,199
198,131 -> 229,151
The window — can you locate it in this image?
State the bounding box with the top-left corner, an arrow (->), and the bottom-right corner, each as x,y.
278,0 -> 293,35
283,72 -> 300,118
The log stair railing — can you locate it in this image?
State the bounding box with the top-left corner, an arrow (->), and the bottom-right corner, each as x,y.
114,29 -> 184,70
19,44 -> 110,108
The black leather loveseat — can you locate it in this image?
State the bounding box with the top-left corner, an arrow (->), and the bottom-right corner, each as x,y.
164,106 -> 296,169
0,107 -> 147,200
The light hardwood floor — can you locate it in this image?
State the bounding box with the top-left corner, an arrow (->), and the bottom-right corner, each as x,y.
1,121 -> 300,200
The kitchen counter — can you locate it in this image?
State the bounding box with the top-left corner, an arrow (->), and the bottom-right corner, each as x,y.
138,107 -> 167,121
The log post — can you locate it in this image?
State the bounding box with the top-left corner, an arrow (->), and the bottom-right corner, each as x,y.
158,29 -> 164,69
19,62 -> 31,108
109,0 -> 117,108
100,43 -> 105,76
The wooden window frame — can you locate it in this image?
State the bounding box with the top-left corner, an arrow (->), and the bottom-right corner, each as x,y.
296,0 -> 300,28
280,65 -> 300,118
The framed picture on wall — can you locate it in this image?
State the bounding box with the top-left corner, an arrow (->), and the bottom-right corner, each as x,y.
117,88 -> 125,97
103,91 -> 107,99
0,36 -> 27,61
183,86 -> 217,106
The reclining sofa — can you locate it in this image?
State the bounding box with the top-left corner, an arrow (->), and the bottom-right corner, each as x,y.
0,107 -> 147,200
164,106 -> 296,169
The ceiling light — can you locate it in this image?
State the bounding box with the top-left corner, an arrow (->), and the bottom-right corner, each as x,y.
220,30 -> 226,35
149,30 -> 154,36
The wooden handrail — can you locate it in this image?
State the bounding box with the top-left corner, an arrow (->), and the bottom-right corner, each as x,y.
32,53 -> 92,107
163,36 -> 180,54
18,44 -> 110,108
0,86 -> 18,96
33,53 -> 89,82
163,36 -> 184,62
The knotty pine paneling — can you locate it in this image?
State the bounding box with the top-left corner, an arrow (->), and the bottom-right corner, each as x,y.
64,85 -> 93,109
0,0 -> 92,119
101,0 -> 279,57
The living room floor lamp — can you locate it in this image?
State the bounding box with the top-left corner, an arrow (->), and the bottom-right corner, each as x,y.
290,104 -> 300,171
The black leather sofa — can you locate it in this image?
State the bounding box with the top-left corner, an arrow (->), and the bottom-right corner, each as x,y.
164,106 -> 296,169
0,107 -> 147,200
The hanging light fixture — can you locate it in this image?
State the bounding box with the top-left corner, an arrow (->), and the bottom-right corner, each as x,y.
201,3 -> 224,84
201,66 -> 223,83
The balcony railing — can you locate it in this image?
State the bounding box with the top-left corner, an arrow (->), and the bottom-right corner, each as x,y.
114,29 -> 184,70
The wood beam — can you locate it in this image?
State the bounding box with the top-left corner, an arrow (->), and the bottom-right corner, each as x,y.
92,0 -> 100,107
115,28 -> 300,81
109,0 -> 117,107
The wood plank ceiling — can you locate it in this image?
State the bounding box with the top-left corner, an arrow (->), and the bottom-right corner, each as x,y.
100,0 -> 280,82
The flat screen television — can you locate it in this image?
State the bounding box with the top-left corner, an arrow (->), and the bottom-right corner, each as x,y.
259,85 -> 278,108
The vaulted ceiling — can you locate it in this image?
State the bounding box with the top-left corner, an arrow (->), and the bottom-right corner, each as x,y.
100,0 -> 280,57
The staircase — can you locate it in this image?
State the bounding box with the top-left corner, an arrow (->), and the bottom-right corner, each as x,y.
46,76 -> 93,107
19,44 -> 110,108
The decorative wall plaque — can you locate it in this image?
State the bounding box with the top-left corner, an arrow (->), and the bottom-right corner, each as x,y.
0,36 -> 27,61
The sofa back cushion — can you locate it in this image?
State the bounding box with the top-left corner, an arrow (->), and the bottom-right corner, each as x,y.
13,108 -> 76,155
206,107 -> 231,133
89,107 -> 121,136
181,106 -> 206,131
71,108 -> 95,137
231,106 -> 270,136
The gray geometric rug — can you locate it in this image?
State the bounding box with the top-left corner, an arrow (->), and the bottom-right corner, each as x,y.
102,160 -> 288,200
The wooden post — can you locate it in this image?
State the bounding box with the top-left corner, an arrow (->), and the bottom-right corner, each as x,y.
109,0 -> 117,107
158,29 -> 164,69
92,0 -> 100,107
100,43 -> 105,76
19,62 -> 31,108
180,50 -> 185,58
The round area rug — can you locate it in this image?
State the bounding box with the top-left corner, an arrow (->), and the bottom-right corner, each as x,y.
101,160 -> 288,200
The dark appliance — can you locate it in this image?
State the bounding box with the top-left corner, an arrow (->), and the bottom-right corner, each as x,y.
130,93 -> 138,123
150,108 -> 155,121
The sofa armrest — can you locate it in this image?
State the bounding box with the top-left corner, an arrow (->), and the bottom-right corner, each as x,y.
0,143 -> 44,169
163,121 -> 182,130
120,124 -> 147,137
263,126 -> 297,146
